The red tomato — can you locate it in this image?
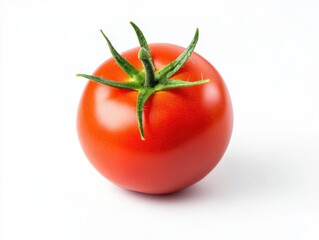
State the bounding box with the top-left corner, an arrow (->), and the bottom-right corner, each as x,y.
77,24 -> 233,194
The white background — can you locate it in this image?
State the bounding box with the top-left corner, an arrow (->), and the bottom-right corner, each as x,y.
1,0 -> 319,239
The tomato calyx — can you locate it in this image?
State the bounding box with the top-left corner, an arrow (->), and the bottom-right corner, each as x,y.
77,22 -> 210,140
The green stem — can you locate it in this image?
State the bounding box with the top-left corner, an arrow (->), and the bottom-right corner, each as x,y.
130,21 -> 155,72
77,22 -> 210,140
138,47 -> 156,88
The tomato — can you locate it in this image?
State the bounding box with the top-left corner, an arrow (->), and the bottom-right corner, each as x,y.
77,23 -> 233,194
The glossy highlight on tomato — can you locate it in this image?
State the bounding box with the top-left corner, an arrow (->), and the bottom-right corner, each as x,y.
77,22 -> 233,194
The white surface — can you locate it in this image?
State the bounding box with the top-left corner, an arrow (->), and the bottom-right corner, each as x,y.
1,0 -> 319,239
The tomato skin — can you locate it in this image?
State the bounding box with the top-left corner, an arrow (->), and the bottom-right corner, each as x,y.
77,43 -> 233,194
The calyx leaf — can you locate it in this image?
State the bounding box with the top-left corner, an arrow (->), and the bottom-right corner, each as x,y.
77,22 -> 209,140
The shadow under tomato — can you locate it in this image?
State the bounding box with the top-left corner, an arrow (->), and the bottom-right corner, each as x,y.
120,148 -> 299,204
